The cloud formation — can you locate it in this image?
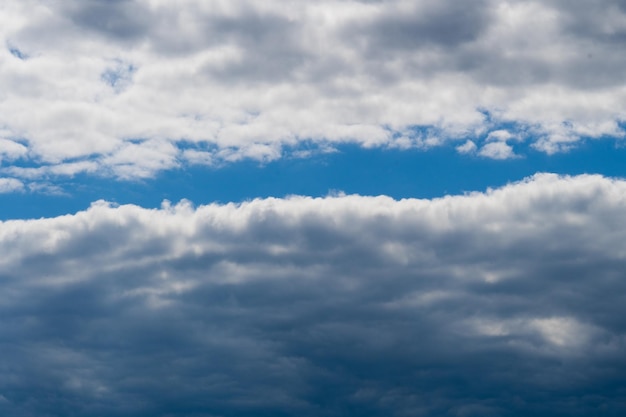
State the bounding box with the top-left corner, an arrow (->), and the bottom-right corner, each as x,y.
1,174 -> 625,416
0,177 -> 23,193
1,1 -> 626,179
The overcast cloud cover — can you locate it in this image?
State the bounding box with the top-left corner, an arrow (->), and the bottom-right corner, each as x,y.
1,174 -> 626,416
1,0 -> 626,180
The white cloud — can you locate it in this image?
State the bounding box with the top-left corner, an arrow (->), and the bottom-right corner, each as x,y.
529,317 -> 593,348
0,177 -> 23,193
479,140 -> 516,159
1,174 -> 626,415
456,139 -> 477,154
1,1 -> 626,179
485,129 -> 515,142
0,139 -> 28,161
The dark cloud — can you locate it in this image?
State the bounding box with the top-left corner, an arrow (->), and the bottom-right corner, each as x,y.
350,1 -> 492,52
65,0 -> 151,42
1,175 -> 626,416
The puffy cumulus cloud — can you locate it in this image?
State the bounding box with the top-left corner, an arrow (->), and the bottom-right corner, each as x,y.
456,139 -> 478,154
1,0 -> 626,180
478,141 -> 516,159
1,174 -> 626,416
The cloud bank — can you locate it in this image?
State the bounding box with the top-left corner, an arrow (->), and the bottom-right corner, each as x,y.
1,0 -> 626,179
1,174 -> 625,416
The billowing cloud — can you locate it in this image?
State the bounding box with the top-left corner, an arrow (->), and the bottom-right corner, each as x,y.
1,1 -> 626,179
1,174 -> 625,416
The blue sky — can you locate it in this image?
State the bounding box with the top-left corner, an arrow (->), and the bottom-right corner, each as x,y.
2,137 -> 626,220
2,1 -> 626,416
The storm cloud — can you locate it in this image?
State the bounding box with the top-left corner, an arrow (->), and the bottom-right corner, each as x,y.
1,174 -> 625,416
1,0 -> 626,182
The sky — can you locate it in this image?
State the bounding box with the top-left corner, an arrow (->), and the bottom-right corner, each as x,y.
1,1 -> 626,416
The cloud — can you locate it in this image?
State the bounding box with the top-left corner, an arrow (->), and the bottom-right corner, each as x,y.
485,129 -> 516,142
346,1 -> 492,51
1,174 -> 626,416
456,139 -> 477,154
0,177 -> 23,193
1,1 -> 626,180
479,141 -> 516,159
0,139 -> 28,161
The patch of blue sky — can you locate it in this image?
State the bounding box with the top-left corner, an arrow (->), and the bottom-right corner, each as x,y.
176,139 -> 221,152
101,61 -> 136,92
617,120 -> 626,134
8,46 -> 27,60
2,136 -> 626,220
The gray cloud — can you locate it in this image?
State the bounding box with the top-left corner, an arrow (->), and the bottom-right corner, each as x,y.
554,0 -> 626,42
460,0 -> 626,90
64,0 -> 151,42
199,12 -> 307,84
349,1 -> 492,52
1,174 -> 626,416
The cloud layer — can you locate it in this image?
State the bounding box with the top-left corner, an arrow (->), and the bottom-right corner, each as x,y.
1,174 -> 625,416
1,0 -> 626,180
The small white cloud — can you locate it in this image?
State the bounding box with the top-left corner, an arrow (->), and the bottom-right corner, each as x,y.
456,140 -> 477,154
0,177 -> 23,193
0,139 -> 28,160
486,129 -> 515,142
532,132 -> 579,154
102,140 -> 180,179
181,149 -> 215,167
479,141 -> 516,159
